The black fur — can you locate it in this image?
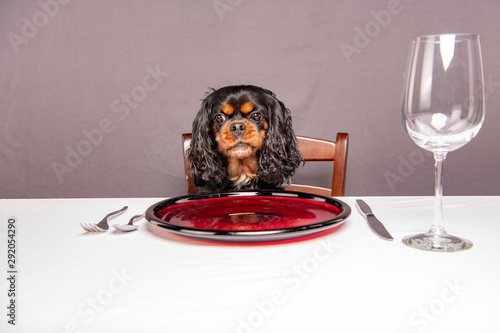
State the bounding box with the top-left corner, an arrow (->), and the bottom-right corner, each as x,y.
187,85 -> 301,192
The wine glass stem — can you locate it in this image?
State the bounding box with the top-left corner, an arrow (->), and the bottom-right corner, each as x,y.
431,152 -> 448,236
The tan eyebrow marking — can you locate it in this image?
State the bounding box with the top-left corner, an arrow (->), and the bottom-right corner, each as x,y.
221,103 -> 235,115
240,101 -> 255,114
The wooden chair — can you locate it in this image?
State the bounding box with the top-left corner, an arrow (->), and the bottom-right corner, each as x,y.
182,132 -> 348,197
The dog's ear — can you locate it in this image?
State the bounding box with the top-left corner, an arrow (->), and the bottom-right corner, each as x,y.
257,92 -> 301,188
187,93 -> 227,188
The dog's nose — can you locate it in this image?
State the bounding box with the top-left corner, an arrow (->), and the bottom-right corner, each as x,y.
230,122 -> 246,137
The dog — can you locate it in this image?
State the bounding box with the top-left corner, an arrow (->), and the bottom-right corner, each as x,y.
187,85 -> 301,192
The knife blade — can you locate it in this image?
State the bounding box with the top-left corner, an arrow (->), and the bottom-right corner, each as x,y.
355,200 -> 393,241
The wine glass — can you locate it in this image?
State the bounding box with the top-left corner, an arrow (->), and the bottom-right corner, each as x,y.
401,33 -> 485,252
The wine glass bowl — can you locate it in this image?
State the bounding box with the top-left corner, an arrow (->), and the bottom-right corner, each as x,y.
401,33 -> 485,252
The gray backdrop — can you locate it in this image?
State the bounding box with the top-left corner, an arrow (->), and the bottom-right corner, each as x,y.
1,0 -> 499,199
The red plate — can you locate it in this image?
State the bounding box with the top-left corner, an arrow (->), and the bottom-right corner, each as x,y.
145,190 -> 351,243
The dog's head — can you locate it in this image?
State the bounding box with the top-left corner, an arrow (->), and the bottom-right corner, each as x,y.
187,85 -> 301,192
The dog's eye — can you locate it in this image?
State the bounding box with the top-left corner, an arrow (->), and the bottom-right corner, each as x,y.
214,114 -> 225,124
250,113 -> 263,122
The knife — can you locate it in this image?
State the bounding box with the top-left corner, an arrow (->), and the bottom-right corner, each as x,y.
355,200 -> 393,241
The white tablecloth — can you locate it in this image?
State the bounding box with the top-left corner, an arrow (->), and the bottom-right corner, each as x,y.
0,196 -> 499,333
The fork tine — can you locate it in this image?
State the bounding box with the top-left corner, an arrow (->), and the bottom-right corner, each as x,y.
81,223 -> 104,232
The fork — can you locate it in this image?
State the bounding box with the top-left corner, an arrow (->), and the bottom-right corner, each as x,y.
80,206 -> 128,232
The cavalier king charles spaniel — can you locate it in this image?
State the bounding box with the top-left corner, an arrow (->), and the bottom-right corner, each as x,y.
187,85 -> 301,192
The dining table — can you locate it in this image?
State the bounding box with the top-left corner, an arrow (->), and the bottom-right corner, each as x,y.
0,195 -> 498,333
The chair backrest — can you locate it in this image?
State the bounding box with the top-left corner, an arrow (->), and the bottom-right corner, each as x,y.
182,132 -> 348,196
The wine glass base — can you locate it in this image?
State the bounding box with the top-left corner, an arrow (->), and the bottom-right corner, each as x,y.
402,233 -> 473,252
